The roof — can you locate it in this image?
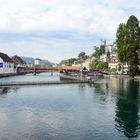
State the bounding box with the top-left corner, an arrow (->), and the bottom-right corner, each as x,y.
0,52 -> 13,63
35,58 -> 42,61
12,55 -> 26,64
62,66 -> 83,71
108,55 -> 118,63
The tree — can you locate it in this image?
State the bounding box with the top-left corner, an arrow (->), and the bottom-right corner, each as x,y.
89,59 -> 108,70
116,15 -> 140,77
116,23 -> 126,63
92,47 -> 100,59
100,44 -> 106,55
125,15 -> 140,77
78,52 -> 86,60
68,58 -> 77,66
107,51 -> 110,61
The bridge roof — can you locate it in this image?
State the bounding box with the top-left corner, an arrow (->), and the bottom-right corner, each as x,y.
62,66 -> 83,71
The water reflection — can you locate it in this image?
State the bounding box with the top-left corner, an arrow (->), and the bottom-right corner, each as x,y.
115,79 -> 140,138
92,77 -> 140,138
0,76 -> 140,139
0,87 -> 19,95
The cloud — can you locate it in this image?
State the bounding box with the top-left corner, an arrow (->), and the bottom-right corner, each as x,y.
0,0 -> 140,62
0,31 -> 100,62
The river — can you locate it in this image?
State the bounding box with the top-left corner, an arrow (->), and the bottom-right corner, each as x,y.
0,73 -> 140,140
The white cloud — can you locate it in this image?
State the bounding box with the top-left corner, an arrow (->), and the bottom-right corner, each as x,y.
0,0 -> 138,35
0,0 -> 140,62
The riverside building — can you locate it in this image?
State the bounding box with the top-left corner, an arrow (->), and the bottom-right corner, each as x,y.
0,52 -> 15,74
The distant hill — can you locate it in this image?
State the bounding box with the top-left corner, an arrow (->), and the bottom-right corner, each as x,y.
21,56 -> 54,66
59,60 -> 68,66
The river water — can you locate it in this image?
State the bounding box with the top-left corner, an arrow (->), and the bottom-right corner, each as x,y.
0,73 -> 140,140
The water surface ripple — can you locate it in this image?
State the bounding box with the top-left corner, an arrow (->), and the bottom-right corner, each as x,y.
0,74 -> 140,140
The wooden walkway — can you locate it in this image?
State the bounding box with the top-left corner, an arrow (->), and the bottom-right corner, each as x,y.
0,80 -> 90,87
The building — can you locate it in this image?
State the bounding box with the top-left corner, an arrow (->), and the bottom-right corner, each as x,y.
82,57 -> 95,70
34,58 -> 42,66
100,54 -> 108,62
0,52 -> 15,74
123,63 -> 128,74
26,63 -> 33,67
53,63 -> 58,67
12,55 -> 26,68
108,52 -> 118,69
72,60 -> 84,67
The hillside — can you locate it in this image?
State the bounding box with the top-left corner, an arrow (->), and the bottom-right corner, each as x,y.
21,56 -> 54,66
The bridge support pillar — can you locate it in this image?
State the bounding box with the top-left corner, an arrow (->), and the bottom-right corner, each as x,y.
51,71 -> 53,76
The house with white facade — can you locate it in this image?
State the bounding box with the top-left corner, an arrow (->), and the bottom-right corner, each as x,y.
122,63 -> 128,74
108,52 -> 118,69
0,52 -> 15,74
35,58 -> 42,65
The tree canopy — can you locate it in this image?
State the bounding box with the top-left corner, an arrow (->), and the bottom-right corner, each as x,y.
116,15 -> 140,77
78,52 -> 88,60
89,59 -> 108,70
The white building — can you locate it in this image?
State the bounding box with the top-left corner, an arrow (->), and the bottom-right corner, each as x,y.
0,52 -> 15,74
72,57 -> 95,70
34,58 -> 42,66
123,63 -> 128,74
100,54 -> 107,62
108,53 -> 118,69
53,64 -> 58,67
82,57 -> 95,70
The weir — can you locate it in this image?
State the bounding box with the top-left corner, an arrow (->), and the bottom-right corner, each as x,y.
0,80 -> 91,87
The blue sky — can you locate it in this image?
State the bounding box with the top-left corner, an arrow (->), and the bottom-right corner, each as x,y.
0,0 -> 140,63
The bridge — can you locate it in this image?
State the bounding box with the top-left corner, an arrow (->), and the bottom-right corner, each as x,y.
17,66 -> 84,74
17,67 -> 58,73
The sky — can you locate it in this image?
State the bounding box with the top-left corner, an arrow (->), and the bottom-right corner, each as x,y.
0,0 -> 140,63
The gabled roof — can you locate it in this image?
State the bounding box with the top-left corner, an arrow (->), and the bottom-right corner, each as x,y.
0,52 -> 13,63
12,55 -> 26,64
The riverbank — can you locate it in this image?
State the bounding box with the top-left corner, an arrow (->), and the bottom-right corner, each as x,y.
0,72 -> 28,78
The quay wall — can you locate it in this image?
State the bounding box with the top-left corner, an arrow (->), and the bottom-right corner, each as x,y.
0,72 -> 27,78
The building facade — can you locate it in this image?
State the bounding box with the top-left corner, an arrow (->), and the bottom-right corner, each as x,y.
34,58 -> 42,65
0,52 -> 15,74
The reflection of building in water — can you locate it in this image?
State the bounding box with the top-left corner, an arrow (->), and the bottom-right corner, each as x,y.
98,77 -> 129,96
107,77 -> 129,94
0,87 -> 19,95
115,80 -> 140,138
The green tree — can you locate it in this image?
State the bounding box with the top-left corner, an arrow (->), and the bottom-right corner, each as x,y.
92,47 -> 100,59
100,44 -> 106,55
125,15 -> 140,77
68,58 -> 77,66
116,23 -> 126,63
107,51 -> 110,61
78,52 -> 86,60
116,15 -> 140,77
89,59 -> 108,70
